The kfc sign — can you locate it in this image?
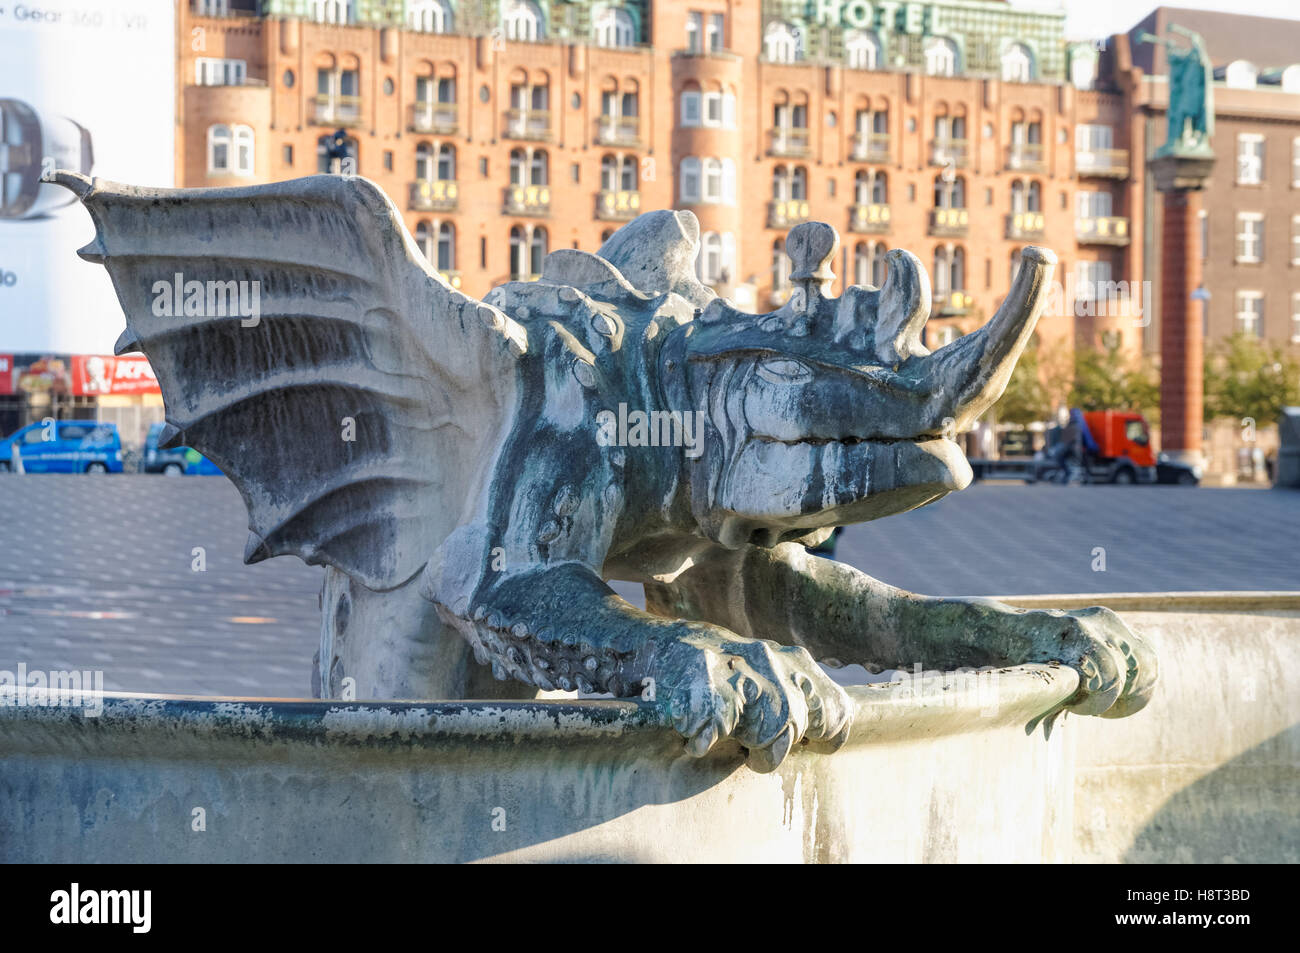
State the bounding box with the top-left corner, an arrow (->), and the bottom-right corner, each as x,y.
71,355 -> 160,396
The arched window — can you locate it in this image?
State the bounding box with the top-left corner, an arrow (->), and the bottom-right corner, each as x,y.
791,166 -> 807,201
207,124 -> 232,173
437,144 -> 455,180
872,171 -> 887,204
530,150 -> 548,185
602,154 -> 619,191
680,156 -> 701,201
698,232 -> 723,284
437,221 -> 455,271
407,0 -> 451,33
502,1 -> 545,42
510,225 -> 525,276
871,243 -> 889,287
416,142 -> 434,181
1070,47 -> 1097,90
772,238 -> 791,296
1225,60 -> 1258,89
1010,179 -> 1025,214
934,246 -> 966,298
703,159 -> 723,202
509,148 -> 525,185
772,166 -> 789,201
845,30 -> 880,70
924,37 -> 958,77
935,174 -> 965,208
530,227 -> 548,275
1027,181 -> 1042,212
620,155 -> 637,191
593,6 -> 635,48
853,243 -> 870,285
415,220 -> 435,261
1001,43 -> 1034,83
764,21 -> 802,64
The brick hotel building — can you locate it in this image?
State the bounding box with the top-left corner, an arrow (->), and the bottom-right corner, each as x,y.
7,0 -> 1294,445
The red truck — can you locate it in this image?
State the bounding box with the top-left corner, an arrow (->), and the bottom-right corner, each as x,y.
969,410 -> 1162,484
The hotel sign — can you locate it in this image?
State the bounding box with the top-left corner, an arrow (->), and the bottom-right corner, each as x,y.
805,1 -> 932,33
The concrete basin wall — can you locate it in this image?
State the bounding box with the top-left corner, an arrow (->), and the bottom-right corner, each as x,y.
1,592 -> 1295,862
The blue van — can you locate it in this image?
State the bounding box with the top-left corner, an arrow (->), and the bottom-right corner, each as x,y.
0,420 -> 124,473
142,422 -> 222,476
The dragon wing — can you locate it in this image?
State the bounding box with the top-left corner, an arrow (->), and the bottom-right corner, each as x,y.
55,172 -> 526,591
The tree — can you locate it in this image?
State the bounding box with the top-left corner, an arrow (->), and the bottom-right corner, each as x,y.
1204,333 -> 1300,426
997,343 -> 1051,426
1070,338 -> 1160,423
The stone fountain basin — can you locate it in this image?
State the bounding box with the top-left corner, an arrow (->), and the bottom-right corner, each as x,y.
2,592 -> 1297,863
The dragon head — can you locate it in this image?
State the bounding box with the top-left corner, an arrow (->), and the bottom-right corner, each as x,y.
649,219 -> 1056,548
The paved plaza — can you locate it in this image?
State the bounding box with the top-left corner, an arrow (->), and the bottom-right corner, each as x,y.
1,475 -> 1296,696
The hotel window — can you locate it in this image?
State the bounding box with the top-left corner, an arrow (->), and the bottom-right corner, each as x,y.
593,6 -> 635,48
502,0 -> 545,41
764,21 -> 802,64
1292,294 -> 1300,343
845,30 -> 880,70
772,238 -> 791,295
1001,42 -> 1034,83
852,241 -> 889,287
509,225 -> 548,278
686,12 -> 702,52
924,37 -> 958,77
601,155 -> 637,191
195,58 -> 246,86
772,165 -> 807,201
1236,213 -> 1264,263
1236,291 -> 1264,337
1077,190 -> 1112,219
933,246 -> 965,297
509,148 -> 548,186
195,0 -> 229,13
309,0 -> 354,24
207,124 -> 253,176
1237,134 -> 1264,185
1076,260 -> 1112,302
855,170 -> 887,204
934,174 -> 966,209
1010,180 -> 1042,214
680,157 -> 701,201
415,142 -> 454,181
706,13 -> 724,52
697,232 -> 734,285
407,0 -> 451,33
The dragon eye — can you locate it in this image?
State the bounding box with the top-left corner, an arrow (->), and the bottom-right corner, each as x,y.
756,359 -> 814,384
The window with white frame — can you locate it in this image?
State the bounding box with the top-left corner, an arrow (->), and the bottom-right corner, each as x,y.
1070,48 -> 1097,90
310,0 -> 353,24
764,21 -> 802,63
924,37 -> 958,76
207,123 -> 253,176
845,30 -> 880,70
1076,190 -> 1112,219
407,0 -> 451,33
695,232 -> 735,285
196,58 -> 246,86
681,88 -> 701,125
1292,293 -> 1300,343
686,12 -> 702,52
680,157 -> 701,201
1225,60 -> 1258,89
1236,213 -> 1264,263
1075,260 -> 1112,301
1001,42 -> 1034,83
702,158 -> 723,201
1284,66 -> 1300,94
502,0 -> 544,41
196,0 -> 229,14
706,13 -> 724,52
593,6 -> 635,47
1236,291 -> 1264,336
933,246 -> 965,296
1238,134 -> 1264,185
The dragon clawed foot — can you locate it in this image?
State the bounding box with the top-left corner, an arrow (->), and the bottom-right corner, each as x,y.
650,634 -> 852,772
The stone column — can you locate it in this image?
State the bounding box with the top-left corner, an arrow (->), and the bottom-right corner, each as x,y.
1150,153 -> 1214,467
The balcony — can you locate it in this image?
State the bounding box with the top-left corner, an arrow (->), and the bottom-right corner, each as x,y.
849,203 -> 891,234
311,95 -> 362,126
509,272 -> 542,283
934,290 -> 973,317
504,109 -> 551,141
1005,211 -> 1045,240
410,102 -> 458,135
596,116 -> 640,147
1006,142 -> 1046,172
409,179 -> 459,212
928,207 -> 969,237
1076,148 -> 1130,178
931,138 -> 969,168
438,270 -> 463,290
503,184 -> 551,216
851,133 -> 890,163
768,199 -> 811,228
597,189 -> 641,221
1076,216 -> 1130,246
768,128 -> 810,157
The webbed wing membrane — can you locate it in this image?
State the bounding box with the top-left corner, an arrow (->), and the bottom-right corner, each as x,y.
55,172 -> 526,591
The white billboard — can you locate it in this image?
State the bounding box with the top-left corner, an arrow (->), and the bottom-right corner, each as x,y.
0,0 -> 175,354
